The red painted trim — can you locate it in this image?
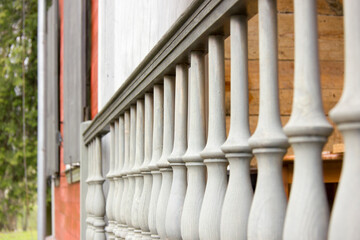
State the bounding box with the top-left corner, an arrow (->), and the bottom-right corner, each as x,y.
91,0 -> 98,119
54,0 -> 98,239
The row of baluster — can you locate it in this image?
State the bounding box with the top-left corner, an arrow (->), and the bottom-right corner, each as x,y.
85,0 -> 360,239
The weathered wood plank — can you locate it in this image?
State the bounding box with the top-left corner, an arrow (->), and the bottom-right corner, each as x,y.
225,14 -> 344,61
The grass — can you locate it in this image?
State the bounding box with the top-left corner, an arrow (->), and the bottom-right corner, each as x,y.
0,230 -> 37,240
0,205 -> 38,240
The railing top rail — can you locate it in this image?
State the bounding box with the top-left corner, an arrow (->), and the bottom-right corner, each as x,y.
83,0 -> 257,145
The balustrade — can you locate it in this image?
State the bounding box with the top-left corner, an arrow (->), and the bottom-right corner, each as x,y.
166,64 -> 188,240
114,117 -> 125,240
199,35 -> 227,240
156,76 -> 175,239
220,15 -> 253,240
247,0 -> 289,239
125,105 -> 137,239
181,51 -> 206,240
148,85 -> 164,239
132,99 -> 145,239
283,0 -> 333,238
105,123 -> 116,240
138,93 -> 154,240
119,111 -> 131,239
81,1 -> 360,239
328,0 -> 360,239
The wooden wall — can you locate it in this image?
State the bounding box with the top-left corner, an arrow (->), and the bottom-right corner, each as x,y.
98,0 -> 195,109
224,0 -> 344,157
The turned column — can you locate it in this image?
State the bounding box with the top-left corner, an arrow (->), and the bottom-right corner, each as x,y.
199,35 -> 227,240
247,0 -> 289,239
165,64 -> 188,240
131,99 -> 145,239
138,93 -> 153,240
92,137 -> 106,240
119,111 -> 131,239
220,15 -> 253,240
156,76 -> 175,239
328,0 -> 360,238
148,85 -> 164,239
181,51 -> 207,240
283,0 -> 333,239
114,116 -> 125,240
106,123 -> 116,240
125,105 -> 137,239
86,140 -> 95,240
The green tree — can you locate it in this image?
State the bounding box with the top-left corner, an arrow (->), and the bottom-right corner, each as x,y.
0,0 -> 38,231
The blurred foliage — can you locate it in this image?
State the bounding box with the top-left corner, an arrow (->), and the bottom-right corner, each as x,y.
0,0 -> 38,231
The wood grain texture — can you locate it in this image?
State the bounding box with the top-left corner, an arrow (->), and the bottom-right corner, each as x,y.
328,0 -> 360,238
220,16 -> 253,240
283,0 -> 333,238
247,1 -> 288,239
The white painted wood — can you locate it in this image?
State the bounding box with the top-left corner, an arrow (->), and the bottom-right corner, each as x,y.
105,123 -> 116,240
156,76 -> 175,239
247,0 -> 289,239
98,0 -> 115,108
181,51 -> 206,240
328,0 -> 360,238
199,35 -> 227,240
166,64 -> 189,240
114,116 -> 125,240
112,121 -> 119,238
283,0 -> 333,238
119,111 -> 131,239
138,93 -> 154,239
86,141 -> 94,240
93,137 -> 106,240
125,105 -> 137,240
220,15 -> 253,240
81,122 -> 91,240
89,141 -> 96,240
101,0 -> 195,108
148,85 -> 163,239
132,99 -> 145,239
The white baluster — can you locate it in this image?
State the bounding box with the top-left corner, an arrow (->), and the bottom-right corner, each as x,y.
148,85 -> 164,239
132,99 -> 145,239
138,93 -> 153,240
126,105 -> 137,239
90,141 -> 96,240
166,64 -> 188,240
114,117 -> 125,240
156,76 -> 175,239
106,123 -> 116,239
247,0 -> 289,239
181,51 -> 206,240
86,140 -> 94,240
199,35 -> 227,240
220,15 -> 253,240
93,137 -> 106,240
120,111 -> 131,239
328,0 -> 360,238
112,121 -> 119,237
283,0 -> 333,239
